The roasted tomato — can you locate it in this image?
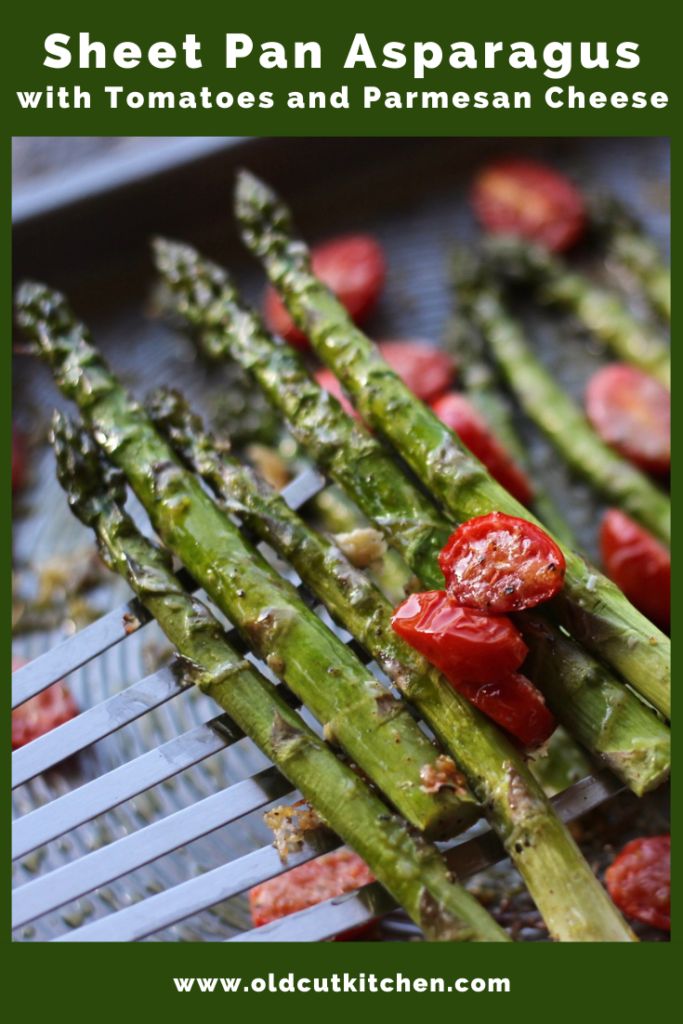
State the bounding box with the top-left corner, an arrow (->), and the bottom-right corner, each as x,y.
12,427 -> 26,494
391,590 -> 527,683
377,340 -> 456,403
459,673 -> 555,750
471,157 -> 586,252
249,848 -> 375,939
600,509 -> 670,630
585,364 -> 670,476
11,658 -> 78,749
264,234 -> 385,348
439,512 -> 566,614
431,393 -> 533,505
391,591 -> 554,747
605,835 -> 670,932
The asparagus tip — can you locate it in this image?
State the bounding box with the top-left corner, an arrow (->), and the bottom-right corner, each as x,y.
15,280 -> 68,336
481,234 -> 553,281
50,410 -> 126,525
450,246 -> 488,290
234,169 -> 291,237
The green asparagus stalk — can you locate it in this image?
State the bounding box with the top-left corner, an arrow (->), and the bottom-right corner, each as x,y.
311,485 -> 414,604
232,171 -> 670,718
157,242 -> 452,587
151,239 -> 670,797
452,252 -> 671,547
589,193 -> 671,322
16,282 -> 471,841
484,235 -> 670,386
519,614 -> 669,796
50,413 -> 505,943
444,323 -> 671,794
147,386 -> 641,941
444,318 -> 577,549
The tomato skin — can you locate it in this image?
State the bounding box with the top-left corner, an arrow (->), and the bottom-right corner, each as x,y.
391,591 -> 554,747
585,364 -> 670,476
249,849 -> 375,939
11,658 -> 79,750
377,341 -> 456,403
264,234 -> 385,349
460,673 -> 556,750
12,428 -> 26,494
472,158 -> 586,253
605,835 -> 670,931
431,393 -> 533,505
391,590 -> 527,684
600,509 -> 670,630
439,512 -> 566,614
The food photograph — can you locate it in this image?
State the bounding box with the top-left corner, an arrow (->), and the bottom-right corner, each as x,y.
11,136 -> 670,943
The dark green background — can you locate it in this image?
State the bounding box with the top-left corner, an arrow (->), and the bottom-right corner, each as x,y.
5,0 -> 676,1017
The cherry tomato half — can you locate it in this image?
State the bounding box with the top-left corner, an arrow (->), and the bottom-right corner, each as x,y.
431,393 -> 533,505
11,658 -> 78,750
459,673 -> 556,750
439,512 -> 566,614
377,340 -> 456,403
605,835 -> 670,932
471,158 -> 586,253
600,509 -> 670,630
391,591 -> 554,747
249,848 -> 375,939
391,590 -> 527,684
264,234 -> 386,349
586,364 -> 670,476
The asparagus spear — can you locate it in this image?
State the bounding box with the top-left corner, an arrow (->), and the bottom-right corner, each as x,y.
589,194 -> 671,322
444,317 -> 577,549
151,239 -> 670,797
148,386 -> 642,941
519,614 -> 669,796
16,282 -> 471,841
451,252 -> 671,546
484,235 -> 670,386
441,318 -> 668,790
311,485 -> 413,604
231,171 -> 670,718
156,241 -> 452,587
50,413 -> 505,943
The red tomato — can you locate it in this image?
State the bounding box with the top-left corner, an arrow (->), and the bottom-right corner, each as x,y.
377,341 -> 456,403
471,158 -> 586,252
439,512 -> 566,614
585,364 -> 670,476
315,369 -> 358,420
12,428 -> 26,494
605,835 -> 670,931
249,849 -> 375,939
600,509 -> 670,630
432,393 -> 533,505
391,591 -> 554,748
11,657 -> 78,750
391,590 -> 527,684
460,673 -> 556,750
264,234 -> 385,349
